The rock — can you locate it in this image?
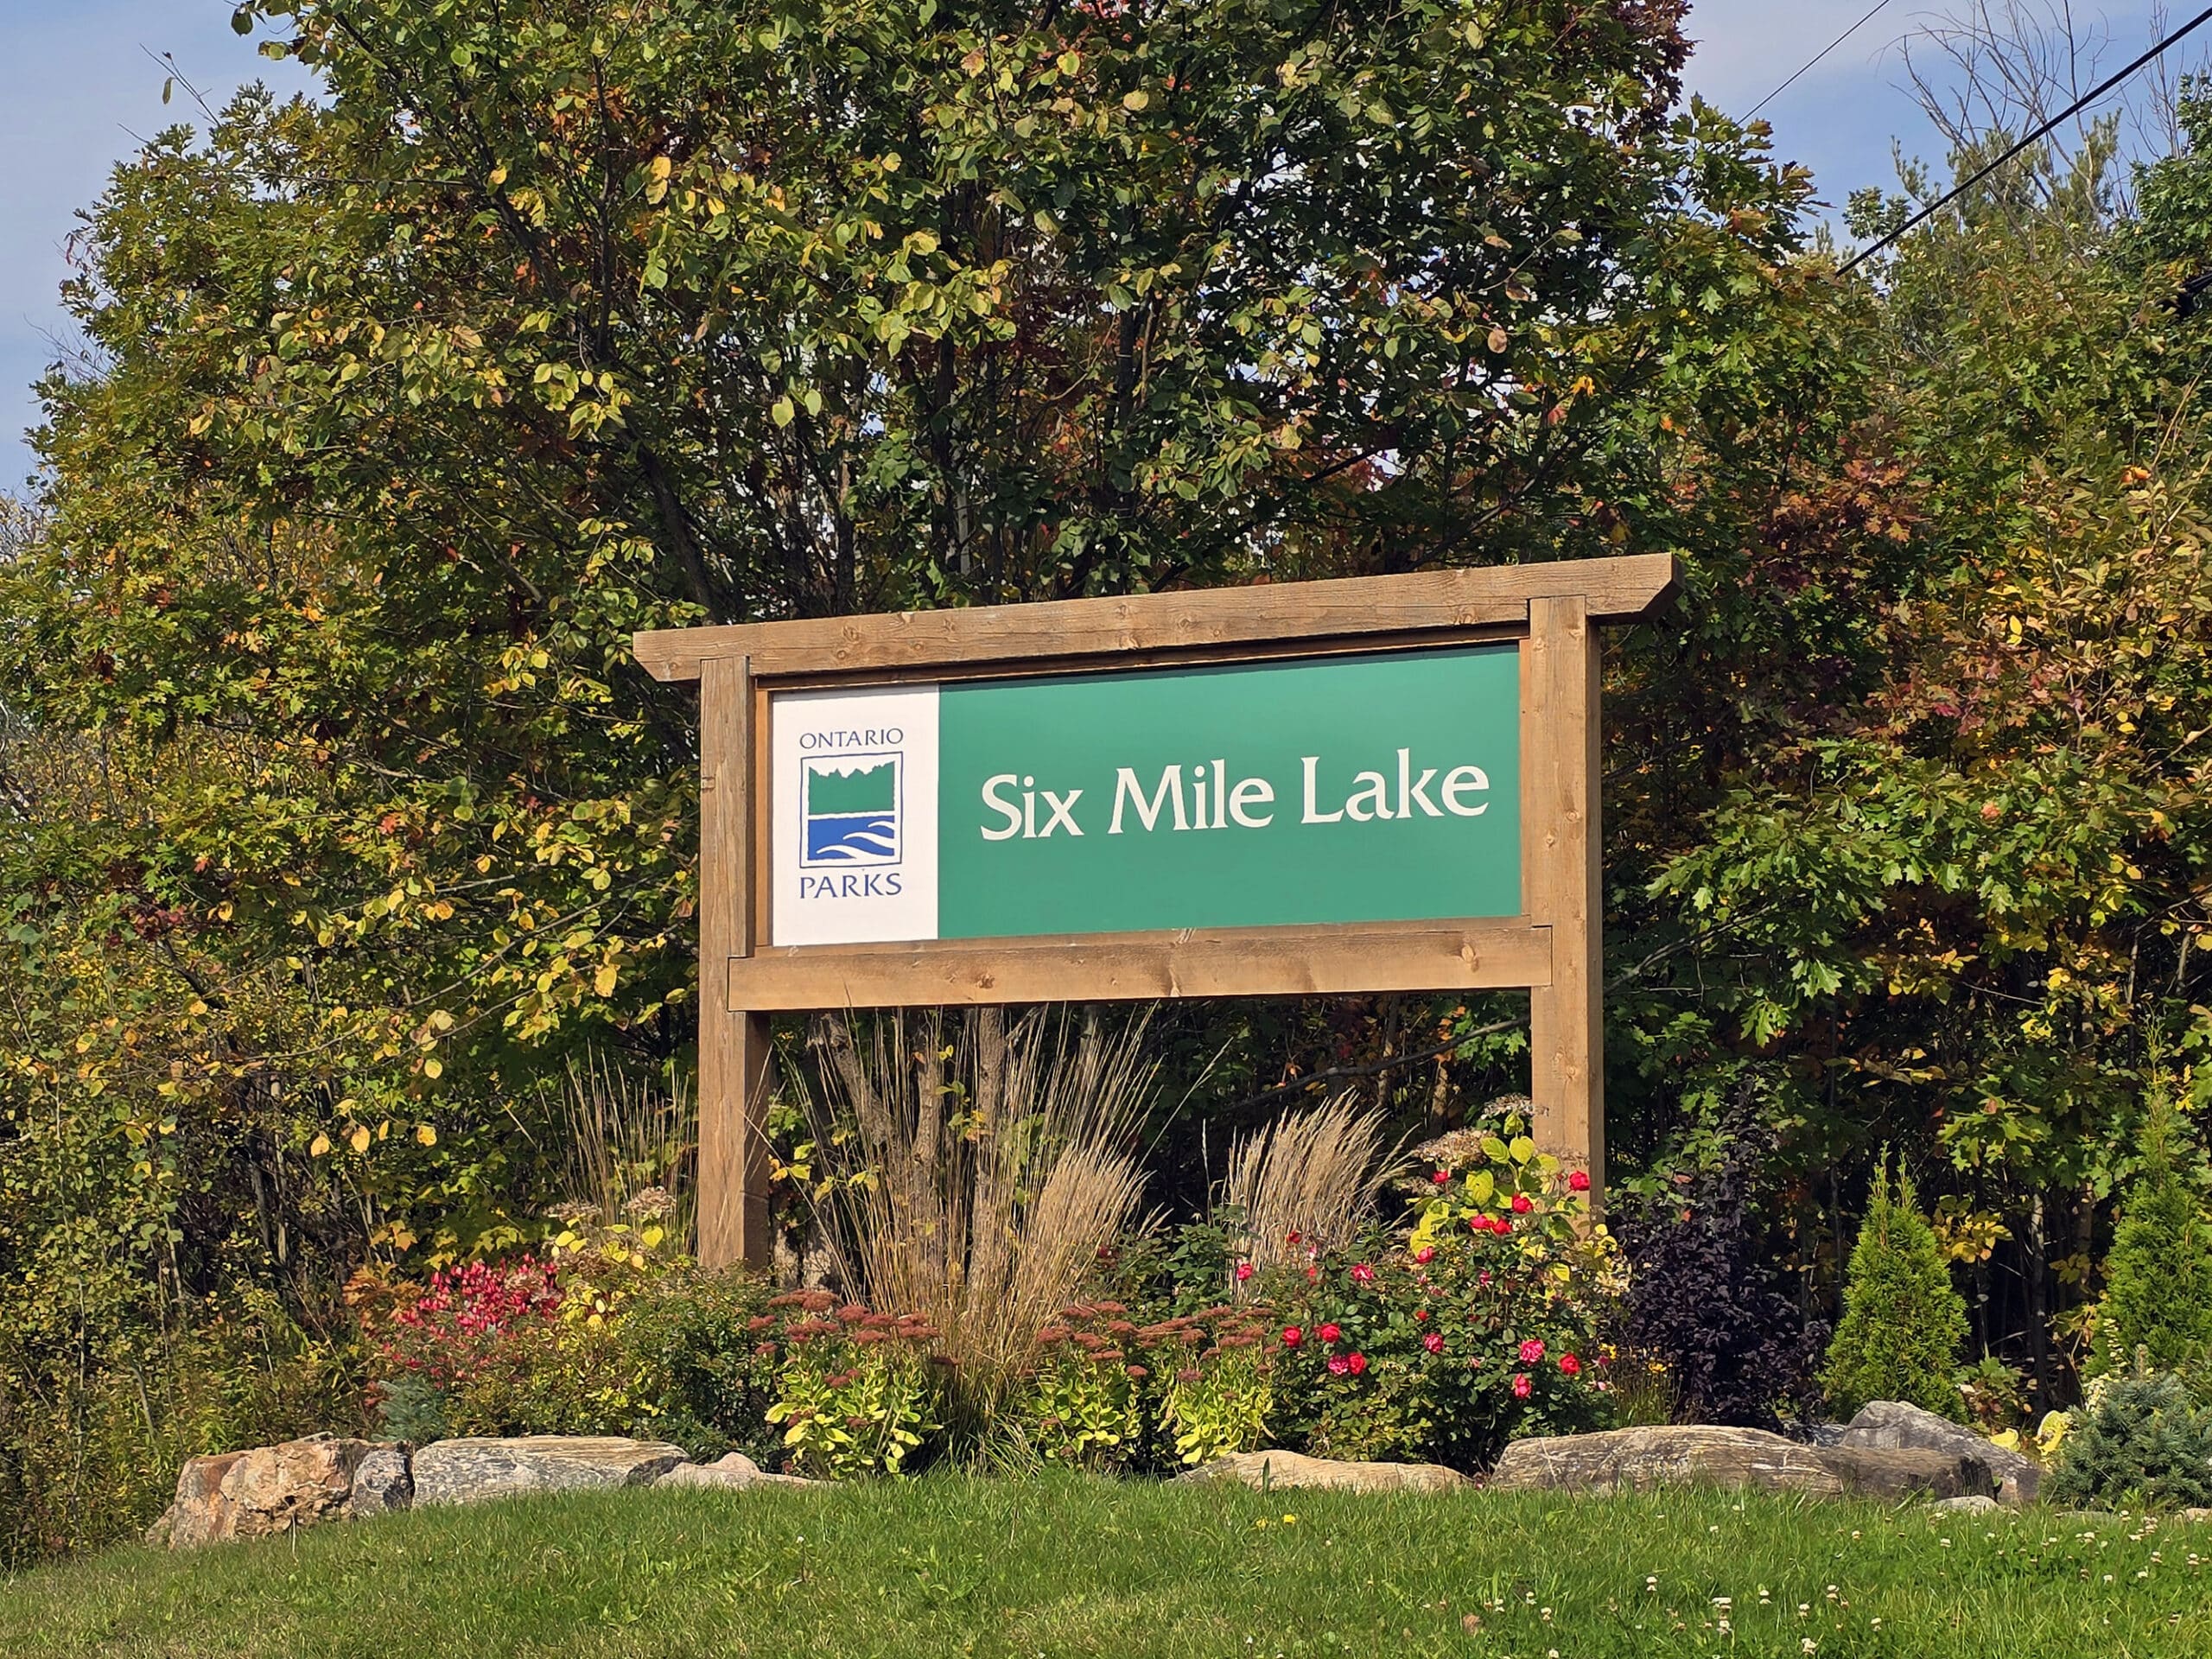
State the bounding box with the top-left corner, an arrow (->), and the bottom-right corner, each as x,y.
162,1435 -> 397,1548
1177,1450 -> 1471,1493
658,1452 -> 822,1491
410,1436 -> 690,1507
344,1443 -> 414,1517
1815,1444 -> 1994,1500
1839,1402 -> 2038,1505
1488,1426 -> 1993,1499
1929,1494 -> 2001,1515
1491,1427 -> 1849,1496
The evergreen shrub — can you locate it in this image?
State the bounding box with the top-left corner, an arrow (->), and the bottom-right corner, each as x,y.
2088,1103 -> 2212,1388
1820,1156 -> 1970,1421
2045,1370 -> 2212,1510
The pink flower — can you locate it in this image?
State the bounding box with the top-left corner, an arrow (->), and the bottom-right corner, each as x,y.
1423,1332 -> 1446,1354
1351,1262 -> 1376,1284
1318,1322 -> 1342,1344
1235,1262 -> 1254,1281
1414,1246 -> 1436,1264
1469,1216 -> 1489,1235
1432,1169 -> 1451,1185
1347,1351 -> 1369,1376
1512,1372 -> 1533,1399
1281,1325 -> 1303,1348
1326,1353 -> 1351,1376
1567,1170 -> 1592,1193
1510,1193 -> 1533,1215
1559,1353 -> 1582,1376
1518,1338 -> 1546,1364
1478,1270 -> 1492,1287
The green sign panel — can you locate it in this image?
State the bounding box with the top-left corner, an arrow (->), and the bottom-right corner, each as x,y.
768,646 -> 1522,947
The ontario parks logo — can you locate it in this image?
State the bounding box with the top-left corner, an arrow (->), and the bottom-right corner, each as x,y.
800,752 -> 902,868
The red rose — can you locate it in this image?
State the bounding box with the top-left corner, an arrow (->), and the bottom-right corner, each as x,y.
1567,1170 -> 1592,1192
1433,1169 -> 1451,1184
1414,1246 -> 1436,1264
1414,1308 -> 1429,1322
1236,1262 -> 1254,1281
1559,1353 -> 1582,1376
1318,1322 -> 1342,1344
1281,1325 -> 1302,1347
1510,1193 -> 1533,1214
1423,1332 -> 1445,1354
1351,1262 -> 1376,1284
1512,1372 -> 1533,1399
1347,1351 -> 1369,1376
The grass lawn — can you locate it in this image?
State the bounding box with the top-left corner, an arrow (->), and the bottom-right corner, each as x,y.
2,1477 -> 2206,1658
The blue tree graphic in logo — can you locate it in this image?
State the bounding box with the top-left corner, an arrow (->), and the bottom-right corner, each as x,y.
801,753 -> 901,867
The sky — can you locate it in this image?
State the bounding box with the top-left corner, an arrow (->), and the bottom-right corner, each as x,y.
0,1 -> 2188,487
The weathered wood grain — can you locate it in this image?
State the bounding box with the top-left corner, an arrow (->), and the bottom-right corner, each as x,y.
724,919 -> 1554,1011
636,556 -> 1675,683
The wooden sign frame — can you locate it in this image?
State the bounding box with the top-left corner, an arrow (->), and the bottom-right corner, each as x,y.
635,553 -> 1675,1268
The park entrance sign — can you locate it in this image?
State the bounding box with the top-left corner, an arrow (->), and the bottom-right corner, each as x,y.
635,554 -> 1674,1268
771,647 -> 1522,948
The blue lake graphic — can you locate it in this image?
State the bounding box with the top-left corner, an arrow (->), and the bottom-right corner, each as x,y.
804,811 -> 898,863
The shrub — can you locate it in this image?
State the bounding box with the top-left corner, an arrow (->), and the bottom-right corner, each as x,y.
1147,1305 -> 1277,1466
1614,1108 -> 1827,1429
1014,1303 -> 1147,1470
2087,1102 -> 2212,1386
2044,1370 -> 2212,1510
1261,1114 -> 1620,1469
757,1292 -> 944,1478
1820,1156 -> 1969,1421
357,1224 -> 777,1457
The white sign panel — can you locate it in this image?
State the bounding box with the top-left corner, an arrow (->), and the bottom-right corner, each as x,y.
769,685 -> 940,947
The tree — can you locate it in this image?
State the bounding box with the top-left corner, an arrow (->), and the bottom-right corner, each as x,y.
0,1 -> 1818,1557
2087,1092 -> 2212,1385
1821,1155 -> 1970,1421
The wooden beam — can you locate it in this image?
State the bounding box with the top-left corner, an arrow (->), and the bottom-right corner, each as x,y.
636,555 -> 1675,683
696,656 -> 773,1270
725,919 -> 1554,1011
1524,598 -> 1605,1206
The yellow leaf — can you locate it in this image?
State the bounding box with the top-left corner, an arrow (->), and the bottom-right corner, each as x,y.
1122,89 -> 1148,111
416,1123 -> 437,1147
349,1126 -> 371,1155
424,1058 -> 444,1080
309,1134 -> 332,1157
594,962 -> 620,997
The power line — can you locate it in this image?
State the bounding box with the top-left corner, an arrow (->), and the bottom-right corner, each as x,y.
1747,0 -> 1898,119
1840,3 -> 2212,274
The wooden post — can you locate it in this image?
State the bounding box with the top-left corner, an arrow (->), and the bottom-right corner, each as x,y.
697,655 -> 773,1268
1524,595 -> 1605,1205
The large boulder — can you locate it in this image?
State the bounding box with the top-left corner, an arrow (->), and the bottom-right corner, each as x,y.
658,1452 -> 822,1491
1839,1401 -> 2039,1506
156,1435 -> 401,1548
1489,1425 -> 1993,1500
1491,1427 -> 1845,1496
410,1436 -> 690,1507
1178,1450 -> 1471,1494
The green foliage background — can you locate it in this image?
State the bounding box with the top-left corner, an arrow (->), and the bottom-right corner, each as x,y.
6,0 -> 2212,1559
